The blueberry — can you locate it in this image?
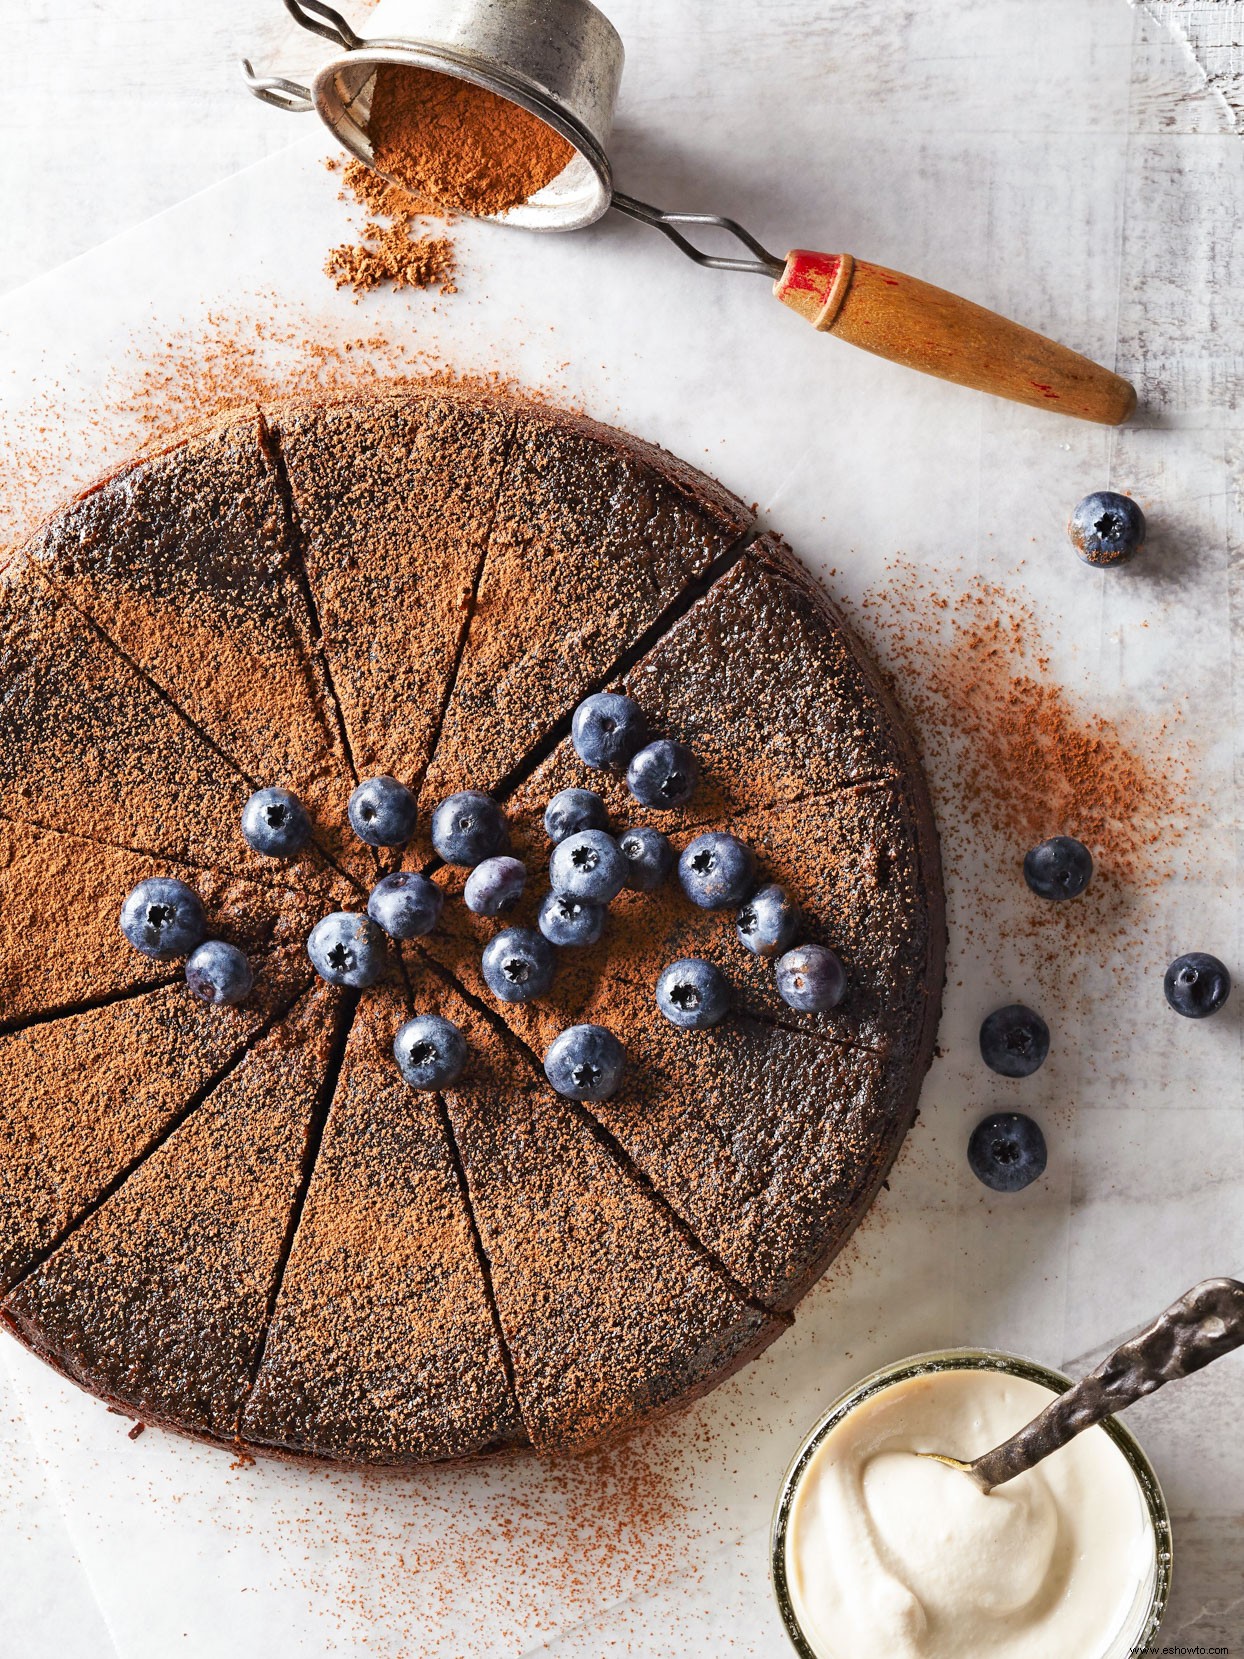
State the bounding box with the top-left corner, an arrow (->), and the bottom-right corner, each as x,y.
618,826 -> 674,892
549,829 -> 628,905
571,693 -> 648,772
979,1004 -> 1050,1078
626,739 -> 700,810
678,832 -> 755,910
185,940 -> 253,1006
544,1024 -> 626,1101
538,890 -> 605,948
347,775 -> 417,849
1164,953 -> 1231,1019
119,878 -> 206,960
736,883 -> 799,958
241,787 -> 311,858
393,1014 -> 467,1089
431,791 -> 508,867
464,856 -> 527,916
968,1112 -> 1047,1193
1068,491 -> 1146,567
1023,836 -> 1093,901
775,944 -> 846,1013
544,788 -> 608,844
481,927 -> 555,1003
307,911 -> 387,988
367,871 -> 444,940
656,959 -> 730,1030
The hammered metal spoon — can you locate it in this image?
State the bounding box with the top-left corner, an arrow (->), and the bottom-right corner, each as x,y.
922,1277 -> 1244,1493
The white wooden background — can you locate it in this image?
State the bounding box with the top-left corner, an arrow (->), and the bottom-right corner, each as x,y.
1,2 -> 1242,1655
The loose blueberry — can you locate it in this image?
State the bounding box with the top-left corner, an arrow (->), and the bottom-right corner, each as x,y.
1023,836 -> 1093,902
185,940 -> 253,1007
481,927 -> 555,1003
775,944 -> 846,1013
571,692 -> 648,772
626,739 -> 700,810
347,775 -> 417,849
241,787 -> 311,858
544,1024 -> 626,1101
119,878 -> 206,960
431,791 -> 509,867
737,883 -> 799,958
1164,952 -> 1232,1019
618,825 -> 675,893
678,832 -> 756,910
656,958 -> 731,1030
549,828 -> 628,905
1067,491 -> 1146,567
366,871 -> 444,940
968,1112 -> 1047,1193
538,890 -> 605,948
979,1004 -> 1050,1078
307,911 -> 387,988
393,1014 -> 467,1089
464,856 -> 527,917
544,788 -> 609,844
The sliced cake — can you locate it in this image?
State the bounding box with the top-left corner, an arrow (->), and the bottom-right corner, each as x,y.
2,984 -> 342,1441
241,980 -> 525,1464
269,392 -> 514,799
0,570 -> 343,893
0,817 -> 320,1027
23,408 -> 371,887
0,947 -> 311,1296
420,404 -> 754,803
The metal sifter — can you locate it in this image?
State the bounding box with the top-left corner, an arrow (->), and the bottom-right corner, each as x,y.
244,0 -> 1136,424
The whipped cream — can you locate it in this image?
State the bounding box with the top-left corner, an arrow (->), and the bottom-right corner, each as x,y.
785,1367 -> 1154,1659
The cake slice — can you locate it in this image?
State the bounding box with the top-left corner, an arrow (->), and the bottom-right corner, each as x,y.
420,405 -> 754,803
2,983 -> 343,1442
0,570 -> 344,892
0,817 -> 320,1028
0,947 -> 311,1297
415,779 -> 940,1309
267,392 -> 514,798
427,975 -> 785,1452
241,980 -> 525,1464
23,409 -> 371,887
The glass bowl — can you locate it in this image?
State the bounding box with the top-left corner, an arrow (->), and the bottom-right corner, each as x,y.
770,1348 -> 1172,1659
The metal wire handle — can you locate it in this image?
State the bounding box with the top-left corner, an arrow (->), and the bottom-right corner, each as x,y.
611,194 -> 783,278
240,60 -> 314,112
282,0 -> 363,50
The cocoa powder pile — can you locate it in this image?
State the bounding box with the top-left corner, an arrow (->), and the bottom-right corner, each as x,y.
324,158 -> 458,296
368,65 -> 575,218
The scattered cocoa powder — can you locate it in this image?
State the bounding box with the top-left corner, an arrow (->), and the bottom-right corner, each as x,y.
325,158 -> 458,296
836,558 -> 1194,1002
368,65 -> 576,220
0,307 -> 570,557
844,563 -> 1186,889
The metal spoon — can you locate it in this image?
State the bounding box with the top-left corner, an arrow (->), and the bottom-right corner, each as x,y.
922,1277 -> 1244,1493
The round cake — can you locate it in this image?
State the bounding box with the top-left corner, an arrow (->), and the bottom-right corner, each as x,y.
0,390 -> 944,1463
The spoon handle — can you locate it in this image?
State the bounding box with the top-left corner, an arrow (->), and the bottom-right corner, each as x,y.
974,1277 -> 1244,1492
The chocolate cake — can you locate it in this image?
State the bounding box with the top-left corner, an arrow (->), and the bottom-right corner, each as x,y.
0,389 -> 944,1462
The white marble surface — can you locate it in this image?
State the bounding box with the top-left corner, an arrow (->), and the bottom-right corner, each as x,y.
1,1 -> 1242,1653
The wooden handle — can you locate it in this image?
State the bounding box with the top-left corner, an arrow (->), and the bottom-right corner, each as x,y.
775,250 -> 1136,425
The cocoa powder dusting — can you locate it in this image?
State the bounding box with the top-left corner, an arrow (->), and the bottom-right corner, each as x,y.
838,559 -> 1192,997
368,65 -> 576,219
846,563 -> 1185,886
